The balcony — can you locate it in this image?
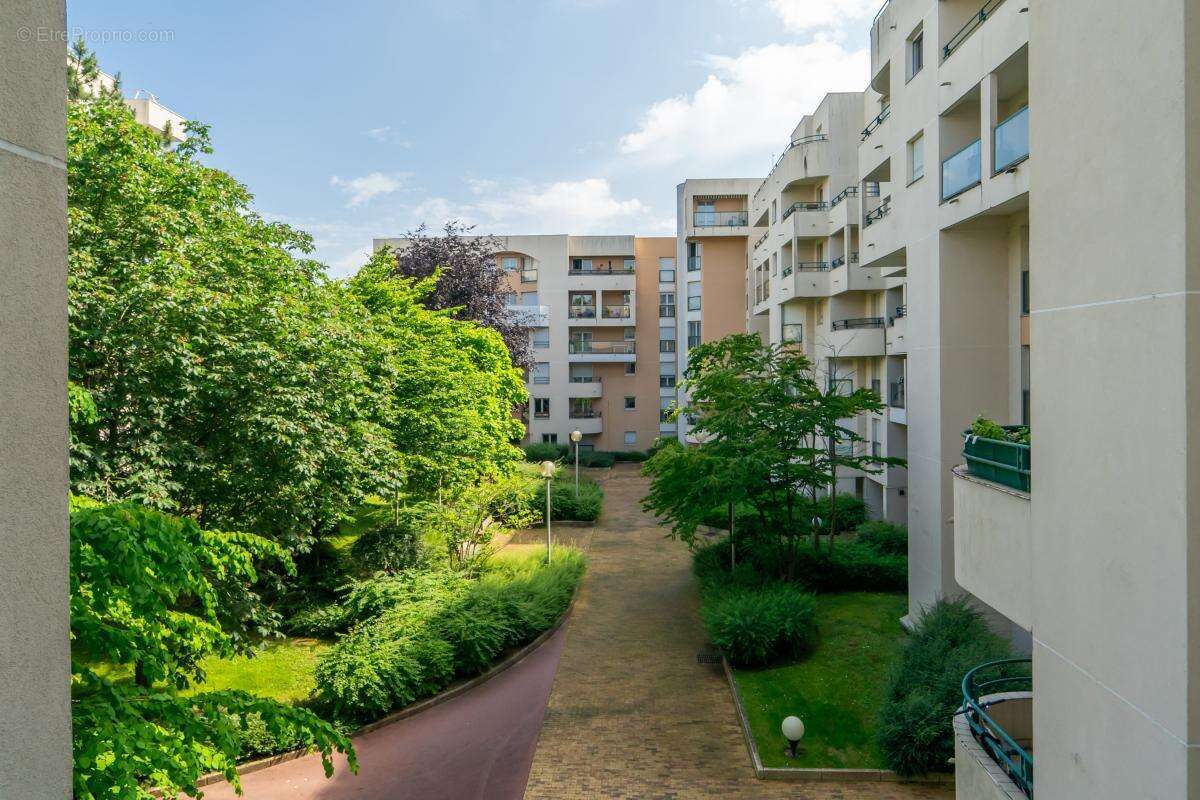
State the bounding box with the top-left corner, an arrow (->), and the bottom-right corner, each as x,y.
830,253 -> 858,269
942,139 -> 982,201
602,304 -> 631,320
127,92 -> 187,143
864,196 -> 891,227
568,376 -> 603,398
566,265 -> 636,292
567,408 -> 603,435
568,265 -> 634,276
568,340 -> 637,363
888,380 -> 905,409
506,304 -> 550,327
692,211 -> 748,228
861,104 -> 891,141
887,306 -> 907,354
780,262 -> 832,299
825,318 -> 885,357
942,0 -> 1007,62
954,659 -> 1033,799
953,426 -> 1032,628
993,105 -> 1029,174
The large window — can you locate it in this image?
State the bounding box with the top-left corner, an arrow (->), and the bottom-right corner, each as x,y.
659,292 -> 676,318
686,282 -> 702,312
687,321 -> 701,349
659,396 -> 675,425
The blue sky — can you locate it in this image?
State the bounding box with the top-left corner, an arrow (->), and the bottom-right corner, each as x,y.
68,0 -> 874,275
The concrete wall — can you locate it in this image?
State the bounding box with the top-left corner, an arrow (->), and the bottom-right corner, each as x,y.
952,467 -> 1031,630
0,1 -> 71,796
1029,1 -> 1199,797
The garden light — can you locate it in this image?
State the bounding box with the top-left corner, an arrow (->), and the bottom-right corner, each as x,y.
782,715 -> 805,758
540,460 -> 556,562
570,429 -> 583,495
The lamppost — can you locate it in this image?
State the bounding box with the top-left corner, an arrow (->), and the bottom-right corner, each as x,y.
540,460 -> 556,563
570,429 -> 583,495
782,715 -> 805,758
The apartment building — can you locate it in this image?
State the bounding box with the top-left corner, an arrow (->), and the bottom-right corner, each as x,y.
673,178 -> 760,442
373,234 -> 676,453
79,65 -> 187,143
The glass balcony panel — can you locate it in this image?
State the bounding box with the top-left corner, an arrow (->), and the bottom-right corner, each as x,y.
994,106 -> 1029,173
941,139 -> 982,201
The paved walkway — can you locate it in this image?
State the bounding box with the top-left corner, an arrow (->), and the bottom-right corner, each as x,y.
523,464 -> 953,800
198,626 -> 566,800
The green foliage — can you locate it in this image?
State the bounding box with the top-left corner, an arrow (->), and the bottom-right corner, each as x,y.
877,599 -> 1015,775
578,450 -> 616,468
522,442 -> 569,462
534,477 -> 604,522
856,521 -> 908,556
70,502 -> 354,799
285,603 -> 351,638
315,551 -> 585,721
610,450 -> 649,462
812,494 -> 869,535
970,415 -> 1030,444
68,95 -> 526,552
351,510 -> 429,574
694,535 -> 905,594
701,582 -> 818,667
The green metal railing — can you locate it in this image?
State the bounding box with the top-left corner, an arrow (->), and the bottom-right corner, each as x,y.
943,0 -> 1007,61
861,104 -> 891,141
782,200 -> 830,221
961,659 -> 1033,797
962,426 -> 1030,491
830,186 -> 859,208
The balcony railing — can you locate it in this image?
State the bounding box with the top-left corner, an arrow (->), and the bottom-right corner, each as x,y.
782,323 -> 803,344
568,306 -> 597,319
532,375 -> 550,385
994,105 -> 1030,173
961,658 -> 1033,797
830,185 -> 859,208
943,0 -> 1007,61
861,104 -> 891,141
942,139 -> 982,201
864,197 -> 891,226
569,341 -> 636,355
753,231 -> 768,251
782,200 -> 829,221
520,269 -> 538,283
765,133 -> 830,177
832,317 -> 885,331
533,409 -> 550,419
569,375 -> 601,383
889,380 -> 905,408
568,408 -> 602,419
693,211 -> 748,228
831,253 -> 860,268
569,265 -> 635,276
962,426 -> 1030,492
602,305 -> 631,319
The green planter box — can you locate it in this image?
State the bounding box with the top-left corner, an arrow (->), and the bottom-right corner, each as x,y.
962,428 -> 1030,492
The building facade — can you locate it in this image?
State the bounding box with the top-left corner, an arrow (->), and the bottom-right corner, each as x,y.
373,234 -> 677,453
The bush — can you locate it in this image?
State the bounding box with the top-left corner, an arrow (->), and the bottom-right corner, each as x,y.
701,582 -> 817,667
813,494 -> 870,534
577,450 -> 616,468
611,450 -> 648,463
351,513 -> 428,573
315,551 -> 585,721
856,521 -> 907,556
877,599 -> 1016,775
534,478 -> 603,522
695,535 -> 905,592
523,442 -> 568,462
285,603 -> 350,638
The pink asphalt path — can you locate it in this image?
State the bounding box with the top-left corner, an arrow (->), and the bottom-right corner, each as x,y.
196,626 -> 567,800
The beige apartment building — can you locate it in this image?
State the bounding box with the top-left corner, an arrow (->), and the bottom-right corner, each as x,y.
373,234 -> 676,453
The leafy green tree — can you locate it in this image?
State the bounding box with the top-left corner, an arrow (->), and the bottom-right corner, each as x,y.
643,334 -> 901,579
71,502 -> 355,799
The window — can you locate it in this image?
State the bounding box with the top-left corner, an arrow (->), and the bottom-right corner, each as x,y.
521,290 -> 539,306
687,242 -> 701,272
541,433 -> 558,444
829,377 -> 852,396
623,258 -> 636,271
502,256 -> 518,271
771,199 -> 778,224
908,30 -> 924,79
660,339 -> 676,354
659,361 -> 676,388
533,397 -> 550,418
532,328 -> 549,349
687,321 -> 701,349
659,257 -> 676,283
531,362 -> 550,384
687,282 -> 702,312
624,431 -> 637,446
1021,270 -> 1030,315
659,292 -> 676,318
659,396 -> 675,425
502,291 -> 518,306
624,327 -> 636,341
571,258 -> 593,272
908,132 -> 925,183
696,201 -> 715,226
625,362 -> 636,375
624,396 -> 636,410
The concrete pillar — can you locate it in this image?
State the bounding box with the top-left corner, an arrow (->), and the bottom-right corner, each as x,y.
1030,1 -> 1199,797
0,1 -> 71,797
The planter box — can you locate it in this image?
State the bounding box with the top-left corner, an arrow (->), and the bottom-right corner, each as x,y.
962,428 -> 1030,492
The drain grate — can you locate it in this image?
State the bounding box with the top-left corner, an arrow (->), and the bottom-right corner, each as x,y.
695,649 -> 722,665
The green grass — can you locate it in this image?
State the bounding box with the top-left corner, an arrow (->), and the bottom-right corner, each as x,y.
181,638 -> 331,704
732,592 -> 907,769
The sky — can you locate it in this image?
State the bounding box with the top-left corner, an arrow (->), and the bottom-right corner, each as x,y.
68,0 -> 874,276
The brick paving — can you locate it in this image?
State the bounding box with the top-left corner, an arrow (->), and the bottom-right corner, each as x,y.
523,464 -> 953,800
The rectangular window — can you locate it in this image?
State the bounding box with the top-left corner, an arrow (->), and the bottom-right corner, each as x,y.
687,283 -> 701,312
908,30 -> 923,79
659,396 -> 675,424
521,291 -> 539,306
624,327 -> 636,341
624,396 -> 636,410
571,258 -> 593,273
533,397 -> 550,418
532,328 -> 549,349
659,268 -> 675,283
659,339 -> 676,354
687,321 -> 701,349
687,296 -> 701,311
659,292 -> 676,318
502,291 -> 518,305
687,241 -> 701,272
531,362 -> 550,384
1021,270 -> 1030,314
625,362 -> 636,375
908,132 -> 925,183
502,256 -> 518,271
829,377 -> 852,396
624,431 -> 637,446
623,258 -> 636,271
659,361 -> 676,388
541,433 -> 558,443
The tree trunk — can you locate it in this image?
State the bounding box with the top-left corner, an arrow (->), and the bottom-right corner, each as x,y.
728,501 -> 736,571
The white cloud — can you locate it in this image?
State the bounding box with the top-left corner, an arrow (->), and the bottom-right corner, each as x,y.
365,126 -> 391,142
329,172 -> 406,207
764,0 -> 878,32
618,41 -> 868,166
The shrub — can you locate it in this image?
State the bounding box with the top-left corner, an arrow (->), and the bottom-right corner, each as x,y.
611,450 -> 648,463
877,599 -> 1016,775
523,442 -> 568,462
813,494 -> 870,534
970,415 -> 1030,444
578,450 -> 616,468
695,535 -> 905,592
285,603 -> 350,638
701,582 -> 817,667
351,513 -> 428,573
534,478 -> 603,522
856,521 -> 907,556
315,550 -> 586,721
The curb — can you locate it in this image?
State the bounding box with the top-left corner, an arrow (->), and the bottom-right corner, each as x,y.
184,587 -> 581,793
720,655 -> 953,785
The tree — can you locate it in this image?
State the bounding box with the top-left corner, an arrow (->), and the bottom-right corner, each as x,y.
643,334 -> 901,579
388,223 -> 532,368
70,501 -> 355,799
68,38 -> 121,102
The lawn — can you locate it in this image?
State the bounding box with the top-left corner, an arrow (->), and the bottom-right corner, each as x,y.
732,591 -> 907,769
181,638 -> 331,704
